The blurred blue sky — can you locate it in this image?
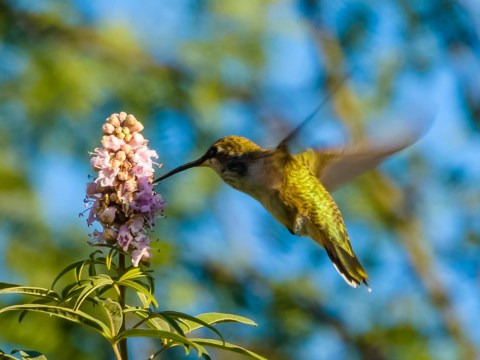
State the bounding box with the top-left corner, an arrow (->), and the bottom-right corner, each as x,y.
2,0 -> 480,358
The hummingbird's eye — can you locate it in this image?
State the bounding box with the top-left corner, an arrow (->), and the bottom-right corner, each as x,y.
206,146 -> 218,158
226,160 -> 247,176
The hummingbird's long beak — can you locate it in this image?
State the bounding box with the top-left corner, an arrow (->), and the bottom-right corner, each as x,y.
153,153 -> 209,184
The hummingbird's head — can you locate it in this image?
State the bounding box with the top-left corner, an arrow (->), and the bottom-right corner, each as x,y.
203,136 -> 262,186
209,136 -> 262,157
153,136 -> 262,186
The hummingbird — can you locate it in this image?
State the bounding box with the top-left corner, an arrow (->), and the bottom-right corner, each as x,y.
153,122 -> 423,289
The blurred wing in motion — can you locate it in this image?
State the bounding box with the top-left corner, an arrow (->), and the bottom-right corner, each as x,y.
311,125 -> 428,192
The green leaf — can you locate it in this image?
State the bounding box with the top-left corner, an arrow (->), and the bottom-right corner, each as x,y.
146,271 -> 155,299
146,317 -> 171,332
135,291 -> 151,308
189,339 -> 267,360
73,275 -> 114,310
153,313 -> 186,337
124,308 -> 170,331
51,260 -> 88,289
76,259 -> 89,283
0,304 -> 112,339
18,298 -> 60,323
60,282 -> 82,301
0,349 -> 19,360
117,267 -> 145,282
116,279 -> 158,308
161,311 -> 224,342
0,283 -> 59,301
180,312 -> 257,334
106,247 -> 116,270
95,298 -> 123,336
117,329 -> 208,357
11,350 -> 48,360
88,259 -> 98,277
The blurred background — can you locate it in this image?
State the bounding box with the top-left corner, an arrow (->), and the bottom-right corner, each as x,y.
1,0 -> 479,359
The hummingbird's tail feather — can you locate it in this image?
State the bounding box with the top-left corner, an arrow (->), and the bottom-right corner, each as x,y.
306,223 -> 371,290
324,244 -> 371,291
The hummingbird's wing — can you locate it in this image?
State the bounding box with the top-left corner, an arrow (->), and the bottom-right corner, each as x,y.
310,129 -> 423,192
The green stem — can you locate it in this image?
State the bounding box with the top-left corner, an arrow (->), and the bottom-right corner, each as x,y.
112,343 -> 123,360
118,253 -> 129,360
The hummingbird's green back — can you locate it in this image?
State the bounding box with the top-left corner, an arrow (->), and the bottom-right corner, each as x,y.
279,149 -> 369,287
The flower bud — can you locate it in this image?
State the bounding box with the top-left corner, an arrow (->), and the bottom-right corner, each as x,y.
100,206 -> 117,224
125,114 -> 136,126
117,171 -> 129,181
102,122 -> 115,135
115,151 -> 126,162
107,114 -> 121,127
101,134 -> 124,151
124,179 -> 137,192
129,133 -> 145,148
103,228 -> 118,242
128,120 -> 144,133
111,159 -> 122,168
121,144 -> 132,154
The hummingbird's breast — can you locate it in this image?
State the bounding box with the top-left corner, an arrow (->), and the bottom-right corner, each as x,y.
221,152 -> 296,230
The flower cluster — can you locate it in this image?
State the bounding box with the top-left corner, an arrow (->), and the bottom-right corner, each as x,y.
85,112 -> 165,266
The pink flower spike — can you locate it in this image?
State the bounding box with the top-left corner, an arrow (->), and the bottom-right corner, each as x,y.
97,167 -> 119,187
99,206 -> 117,225
132,247 -> 151,267
119,111 -> 127,121
104,228 -> 118,241
86,200 -> 100,226
101,135 -> 125,152
129,133 -> 146,149
90,148 -> 110,171
86,112 -> 165,265
129,215 -> 144,235
108,114 -> 121,127
92,229 -> 106,244
102,122 -> 115,135
86,182 -> 98,196
134,232 -> 150,248
117,224 -> 133,252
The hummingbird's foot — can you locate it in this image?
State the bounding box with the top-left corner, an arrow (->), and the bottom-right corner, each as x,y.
292,214 -> 308,236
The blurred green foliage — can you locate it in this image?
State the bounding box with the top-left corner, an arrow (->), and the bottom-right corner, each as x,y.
1,0 -> 479,359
